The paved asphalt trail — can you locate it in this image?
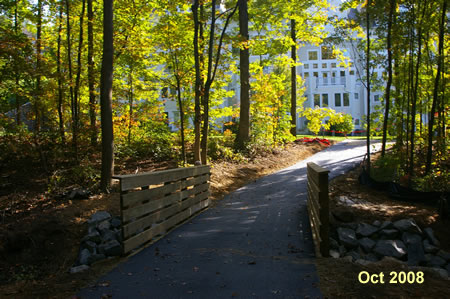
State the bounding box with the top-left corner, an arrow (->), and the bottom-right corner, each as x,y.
78,140 -> 380,299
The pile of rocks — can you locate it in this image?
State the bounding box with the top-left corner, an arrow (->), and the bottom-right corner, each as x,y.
330,218 -> 450,279
70,211 -> 122,274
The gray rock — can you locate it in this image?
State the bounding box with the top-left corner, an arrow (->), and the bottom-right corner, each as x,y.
337,227 -> 358,248
82,231 -> 102,244
68,188 -> 91,200
79,248 -> 91,265
115,230 -> 122,242
430,268 -> 448,279
393,218 -> 422,234
423,239 -> 439,254
446,264 -> 450,274
437,250 -> 450,262
359,237 -> 376,253
423,227 -> 440,247
342,256 -> 353,262
330,238 -> 339,250
380,220 -> 393,230
428,255 -> 447,268
332,210 -> 354,223
88,226 -> 98,235
404,234 -> 425,266
402,232 -> 422,245
329,249 -> 340,258
345,250 -> 360,261
99,240 -> 122,256
373,240 -> 407,259
70,265 -> 90,274
87,253 -> 106,264
111,217 -> 122,228
101,229 -> 117,242
365,253 -> 379,262
355,259 -> 371,266
83,240 -> 97,253
87,211 -> 111,225
339,222 -> 358,230
356,223 -> 378,237
372,220 -> 381,227
338,245 -> 347,256
98,220 -> 111,232
380,229 -> 399,239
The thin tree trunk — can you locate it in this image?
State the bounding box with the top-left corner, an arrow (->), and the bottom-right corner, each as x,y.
88,0 -> 97,146
14,0 -> 21,125
35,0 -> 42,132
192,0 -> 201,163
66,0 -> 75,155
409,2 -> 426,176
365,0 -> 371,172
290,19 -> 297,137
127,66 -> 133,145
176,75 -> 186,166
381,0 -> 395,157
426,0 -> 446,173
100,0 -> 114,192
236,0 -> 250,148
73,0 -> 86,159
57,3 -> 65,143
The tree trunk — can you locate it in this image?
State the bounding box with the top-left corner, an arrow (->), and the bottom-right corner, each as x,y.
14,0 -> 20,125
66,0 -> 75,154
290,19 -> 297,137
100,0 -> 114,192
175,74 -> 186,166
381,0 -> 395,157
236,0 -> 250,148
73,0 -> 86,159
426,0 -> 446,173
127,66 -> 133,145
88,0 -> 97,146
35,0 -> 42,132
57,3 -> 65,143
192,0 -> 201,163
365,0 -> 371,172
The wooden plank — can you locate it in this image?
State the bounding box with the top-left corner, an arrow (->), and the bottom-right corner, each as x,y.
122,181 -> 180,208
123,190 -> 209,238
307,200 -> 322,243
307,180 -> 321,213
122,182 -> 209,222
307,163 -> 329,186
307,198 -> 322,228
123,194 -> 209,253
115,166 -> 210,191
180,174 -> 209,189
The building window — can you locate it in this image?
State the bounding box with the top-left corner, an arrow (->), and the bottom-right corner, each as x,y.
355,119 -> 360,125
321,46 -> 335,60
374,94 -> 380,102
322,63 -> 327,68
344,93 -> 350,106
313,63 -> 318,69
354,93 -> 359,100
350,70 -> 355,75
304,72 -> 309,78
335,93 -> 341,106
331,63 -> 336,68
322,94 -> 328,107
340,70 -> 346,77
304,63 -> 309,69
308,51 -> 318,60
313,72 -> 318,77
161,87 -> 168,98
314,94 -> 320,107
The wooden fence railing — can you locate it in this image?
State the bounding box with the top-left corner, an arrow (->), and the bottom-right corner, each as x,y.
306,162 -> 330,257
113,165 -> 210,254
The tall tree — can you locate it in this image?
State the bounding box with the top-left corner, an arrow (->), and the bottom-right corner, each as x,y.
192,0 -> 201,162
65,0 -> 75,154
35,0 -> 42,132
290,18 -> 297,137
365,0 -> 371,172
381,0 -> 395,157
100,0 -> 114,191
236,0 -> 250,149
426,0 -> 446,174
56,1 -> 65,143
87,0 -> 97,146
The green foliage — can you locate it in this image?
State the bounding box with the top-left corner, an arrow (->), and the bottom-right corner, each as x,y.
333,113 -> 354,136
301,107 -> 347,136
